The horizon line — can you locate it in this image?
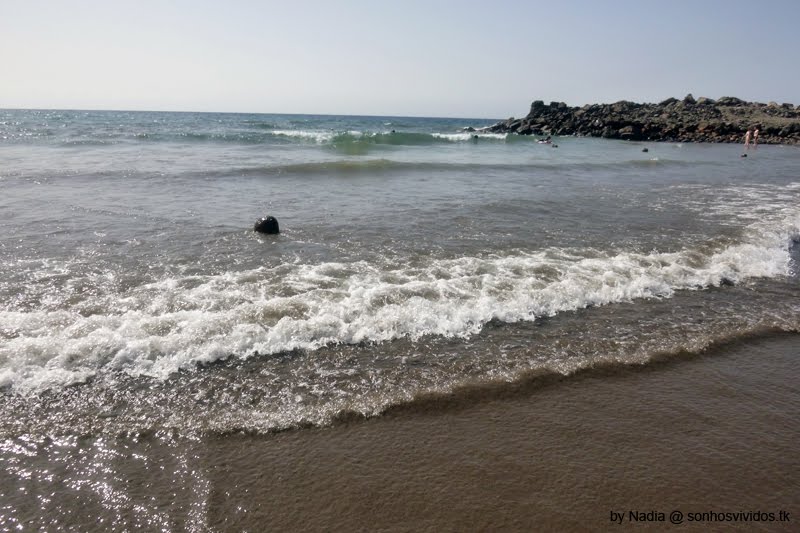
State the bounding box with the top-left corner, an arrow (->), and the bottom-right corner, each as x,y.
0,106 -> 504,121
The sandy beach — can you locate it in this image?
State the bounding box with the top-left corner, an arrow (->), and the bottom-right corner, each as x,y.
3,3 -> 799,531
3,332 -> 797,531
191,333 -> 800,532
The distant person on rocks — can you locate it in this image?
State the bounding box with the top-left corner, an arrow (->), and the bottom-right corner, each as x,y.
743,128 -> 752,150
753,125 -> 759,148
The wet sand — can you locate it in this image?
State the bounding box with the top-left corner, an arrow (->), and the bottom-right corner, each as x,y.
201,333 -> 800,532
4,333 -> 798,532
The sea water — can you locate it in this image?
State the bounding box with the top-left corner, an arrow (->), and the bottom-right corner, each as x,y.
1,109 -> 799,434
2,108 -> 800,529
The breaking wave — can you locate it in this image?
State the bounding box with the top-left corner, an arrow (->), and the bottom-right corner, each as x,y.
1,209 -> 798,393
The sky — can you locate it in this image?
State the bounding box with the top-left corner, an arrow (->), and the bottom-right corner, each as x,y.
2,0 -> 799,118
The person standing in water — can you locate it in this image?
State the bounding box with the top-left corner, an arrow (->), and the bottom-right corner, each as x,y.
753,125 -> 760,148
744,128 -> 752,150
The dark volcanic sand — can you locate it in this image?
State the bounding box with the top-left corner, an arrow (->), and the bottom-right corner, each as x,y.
3,334 -> 798,532
205,333 -> 800,532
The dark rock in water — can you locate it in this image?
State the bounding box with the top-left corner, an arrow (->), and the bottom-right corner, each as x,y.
642,148 -> 649,152
740,153 -> 748,158
254,216 -> 280,234
462,126 -> 476,132
719,278 -> 735,286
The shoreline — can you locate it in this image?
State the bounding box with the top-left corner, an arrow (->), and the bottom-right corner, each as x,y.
201,332 -> 800,531
3,303 -> 798,531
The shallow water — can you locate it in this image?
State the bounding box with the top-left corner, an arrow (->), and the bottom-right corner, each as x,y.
2,334 -> 798,531
2,109 -> 799,425
2,108 -> 799,530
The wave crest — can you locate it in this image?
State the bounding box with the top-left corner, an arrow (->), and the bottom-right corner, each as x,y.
1,211 -> 798,393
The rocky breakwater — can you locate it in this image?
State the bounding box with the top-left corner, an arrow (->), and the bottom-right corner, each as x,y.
486,95 -> 800,144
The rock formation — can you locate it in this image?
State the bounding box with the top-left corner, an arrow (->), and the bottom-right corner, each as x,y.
486,95 -> 800,144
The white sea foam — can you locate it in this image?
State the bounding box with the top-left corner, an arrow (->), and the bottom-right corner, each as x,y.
1,209 -> 798,393
270,129 -> 336,142
262,129 -> 509,144
431,132 -> 508,141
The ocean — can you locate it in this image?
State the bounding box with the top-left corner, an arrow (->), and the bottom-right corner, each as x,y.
1,109 -> 799,530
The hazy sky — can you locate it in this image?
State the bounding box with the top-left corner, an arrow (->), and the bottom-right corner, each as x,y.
3,0 -> 798,118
